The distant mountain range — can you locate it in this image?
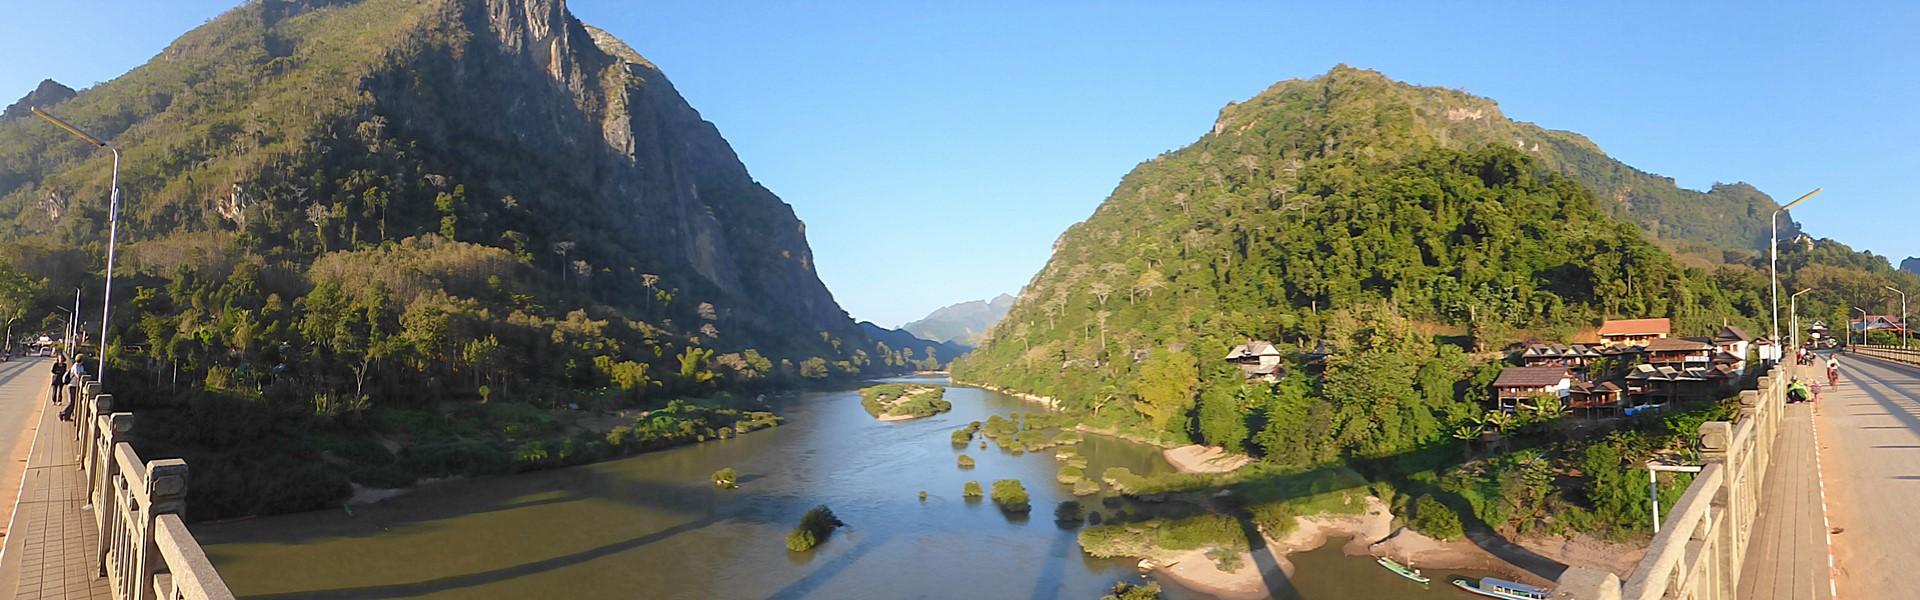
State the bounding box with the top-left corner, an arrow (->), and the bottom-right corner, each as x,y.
902,293 -> 1016,346
1903,257 -> 1920,276
858,322 -> 968,369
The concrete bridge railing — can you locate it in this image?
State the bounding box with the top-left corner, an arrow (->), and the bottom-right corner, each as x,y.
65,372 -> 234,600
1852,344 -> 1920,367
1554,362 -> 1796,600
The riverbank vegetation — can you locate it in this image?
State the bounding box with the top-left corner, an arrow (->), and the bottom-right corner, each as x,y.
712,467 -> 738,489
785,505 -> 844,552
859,383 -> 951,419
991,479 -> 1031,513
963,480 -> 984,499
1101,581 -> 1162,600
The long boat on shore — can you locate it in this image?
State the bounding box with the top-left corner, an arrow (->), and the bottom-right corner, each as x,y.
1450,577 -> 1550,600
1375,556 -> 1429,584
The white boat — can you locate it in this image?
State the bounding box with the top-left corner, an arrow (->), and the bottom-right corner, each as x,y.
1376,556 -> 1429,584
1450,577 -> 1550,600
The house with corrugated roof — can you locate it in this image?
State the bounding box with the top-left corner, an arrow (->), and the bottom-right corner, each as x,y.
1225,340 -> 1283,383
1599,318 -> 1671,347
1490,366 -> 1572,412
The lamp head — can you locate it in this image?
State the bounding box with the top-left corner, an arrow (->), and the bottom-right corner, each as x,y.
28,107 -> 107,147
1781,188 -> 1822,212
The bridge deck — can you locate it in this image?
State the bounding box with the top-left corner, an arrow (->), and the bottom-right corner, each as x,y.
1737,400 -> 1833,600
1816,352 -> 1920,599
0,375 -> 108,600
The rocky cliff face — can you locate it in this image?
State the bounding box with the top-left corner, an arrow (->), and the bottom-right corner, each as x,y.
0,0 -> 858,356
0,79 -> 77,121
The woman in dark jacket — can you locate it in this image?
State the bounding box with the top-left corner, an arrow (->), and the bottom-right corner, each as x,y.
49,358 -> 67,404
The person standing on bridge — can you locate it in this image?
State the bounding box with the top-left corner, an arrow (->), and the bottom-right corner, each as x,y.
48,356 -> 67,405
1827,355 -> 1840,387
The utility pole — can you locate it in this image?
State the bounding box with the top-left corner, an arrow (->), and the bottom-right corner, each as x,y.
1770,189 -> 1822,361
1886,285 -> 1909,349
30,108 -> 121,385
1791,288 -> 1813,352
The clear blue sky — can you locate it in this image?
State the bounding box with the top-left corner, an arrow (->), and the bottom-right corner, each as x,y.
5,2 -> 1916,327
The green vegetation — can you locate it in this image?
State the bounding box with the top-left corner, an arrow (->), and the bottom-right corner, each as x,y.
919,490 -> 927,501
943,68 -> 1920,545
711,467 -> 737,489
785,505 -> 844,552
0,0 -> 969,520
952,421 -> 982,445
858,383 -> 951,419
1057,465 -> 1085,484
963,480 -> 984,499
1205,546 -> 1246,572
991,479 -> 1031,513
1079,513 -> 1248,558
957,454 -> 976,469
1056,500 -> 1084,524
1072,479 -> 1102,496
1409,494 -> 1463,540
1101,580 -> 1162,600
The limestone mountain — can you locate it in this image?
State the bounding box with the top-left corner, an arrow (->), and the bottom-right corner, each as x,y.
0,0 -> 915,516
0,79 -> 77,121
951,65 -> 1915,460
0,0 -> 866,361
902,292 -> 1016,346
950,66 -> 1785,448
1902,257 -> 1920,276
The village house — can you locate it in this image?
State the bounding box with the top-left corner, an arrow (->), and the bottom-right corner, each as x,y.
1517,342 -> 1602,370
1598,318 -> 1671,347
1853,314 -> 1909,337
1568,380 -> 1625,418
1490,366 -> 1573,413
1224,340 -> 1283,383
1644,337 -> 1714,370
1712,325 -> 1758,373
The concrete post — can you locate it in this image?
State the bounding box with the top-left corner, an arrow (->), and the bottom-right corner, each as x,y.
1699,420 -> 1738,598
1551,566 -> 1621,600
83,394 -> 114,480
94,412 -> 132,577
137,459 -> 189,600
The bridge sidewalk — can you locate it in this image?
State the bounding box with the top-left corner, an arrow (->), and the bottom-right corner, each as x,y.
1736,400 -> 1834,600
0,389 -> 108,600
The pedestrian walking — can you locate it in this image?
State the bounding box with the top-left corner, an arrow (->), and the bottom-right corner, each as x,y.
48,357 -> 67,404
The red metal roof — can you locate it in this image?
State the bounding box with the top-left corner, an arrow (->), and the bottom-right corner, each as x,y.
1599,318 -> 1671,337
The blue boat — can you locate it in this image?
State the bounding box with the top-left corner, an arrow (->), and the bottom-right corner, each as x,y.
1450,577 -> 1550,600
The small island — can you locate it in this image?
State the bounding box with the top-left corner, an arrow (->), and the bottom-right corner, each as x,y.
859,383 -> 952,421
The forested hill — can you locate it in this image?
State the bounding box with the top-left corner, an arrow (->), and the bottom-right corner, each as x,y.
0,0 -> 926,516
949,66 -> 1784,453
1221,66 -> 1789,255
952,65 -> 1917,459
0,0 -> 878,365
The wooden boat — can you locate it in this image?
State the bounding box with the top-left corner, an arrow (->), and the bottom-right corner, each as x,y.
1450,577 -> 1550,600
1375,556 -> 1429,584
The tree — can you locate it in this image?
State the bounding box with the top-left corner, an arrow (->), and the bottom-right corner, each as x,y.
1135,349 -> 1198,432
1197,382 -> 1250,452
0,263 -> 41,346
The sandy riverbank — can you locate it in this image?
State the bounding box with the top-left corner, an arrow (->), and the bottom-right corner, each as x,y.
1148,495 -> 1641,597
1150,496 -> 1395,598
1163,445 -> 1252,473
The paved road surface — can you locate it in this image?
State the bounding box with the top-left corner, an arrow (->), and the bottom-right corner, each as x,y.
0,357 -> 55,594
1818,351 -> 1920,599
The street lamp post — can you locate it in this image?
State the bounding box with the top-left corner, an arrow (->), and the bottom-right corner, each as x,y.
1855,306 -> 1870,348
1771,188 -> 1822,361
1885,285 -> 1908,350
29,108 -> 120,385
1791,288 -> 1813,352
1647,461 -> 1703,533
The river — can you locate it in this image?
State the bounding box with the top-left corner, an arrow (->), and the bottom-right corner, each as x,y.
198,377 -> 1493,599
